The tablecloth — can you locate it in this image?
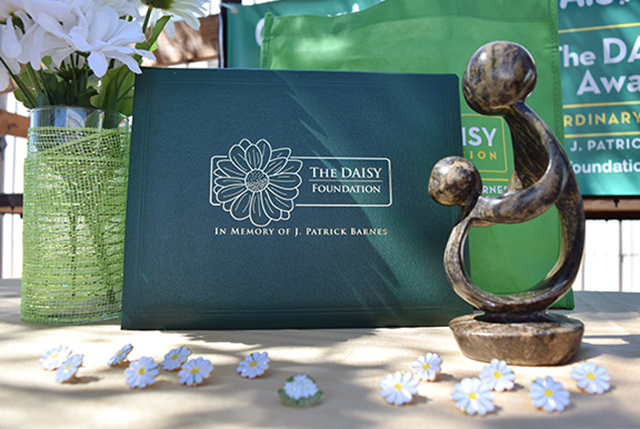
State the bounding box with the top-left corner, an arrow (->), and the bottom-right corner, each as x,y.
1,279 -> 639,428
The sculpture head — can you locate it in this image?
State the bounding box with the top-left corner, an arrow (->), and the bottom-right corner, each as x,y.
463,41 -> 537,115
429,156 -> 482,208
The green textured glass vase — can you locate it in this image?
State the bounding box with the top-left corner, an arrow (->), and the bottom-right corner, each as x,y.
21,106 -> 130,324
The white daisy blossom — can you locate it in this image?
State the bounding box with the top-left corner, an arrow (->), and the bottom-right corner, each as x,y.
35,3 -> 154,77
571,361 -> 611,395
0,0 -> 25,20
11,0 -> 78,69
102,0 -> 142,19
479,359 -> 515,392
108,344 -> 133,366
0,50 -> 19,91
142,0 -> 207,38
55,354 -> 84,383
529,376 -> 571,413
237,351 -> 270,379
379,371 -> 420,406
411,352 -> 442,382
161,346 -> 191,371
451,377 -> 495,416
125,356 -> 159,389
178,357 -> 214,387
0,15 -> 24,91
39,345 -> 73,370
2,15 -> 23,58
284,374 -> 320,401
0,0 -> 188,117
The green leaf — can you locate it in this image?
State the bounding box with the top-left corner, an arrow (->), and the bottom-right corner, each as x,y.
91,65 -> 136,117
137,15 -> 171,52
13,88 -> 38,109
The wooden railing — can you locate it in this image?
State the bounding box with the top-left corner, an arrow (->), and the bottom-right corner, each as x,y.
0,109 -> 28,139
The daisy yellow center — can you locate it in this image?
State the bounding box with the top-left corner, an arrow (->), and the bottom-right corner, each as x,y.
191,367 -> 199,374
172,355 -> 179,360
246,170 -> 269,192
494,371 -> 502,378
139,368 -> 146,375
544,389 -> 554,397
250,361 -> 258,367
65,364 -> 72,370
469,392 -> 478,400
394,383 -> 403,390
587,373 -> 596,380
423,364 -> 430,370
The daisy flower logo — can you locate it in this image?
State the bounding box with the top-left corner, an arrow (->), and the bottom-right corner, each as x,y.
479,359 -> 515,392
529,376 -> 570,413
237,351 -> 270,379
411,352 -> 442,382
178,357 -> 214,387
161,346 -> 192,371
379,371 -> 420,406
212,139 -> 303,227
450,377 -> 495,416
125,356 -> 159,389
571,361 -> 611,395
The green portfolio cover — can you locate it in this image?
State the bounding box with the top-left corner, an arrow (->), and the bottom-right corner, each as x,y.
121,68 -> 471,330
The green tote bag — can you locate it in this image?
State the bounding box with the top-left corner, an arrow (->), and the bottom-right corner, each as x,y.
261,0 -> 573,308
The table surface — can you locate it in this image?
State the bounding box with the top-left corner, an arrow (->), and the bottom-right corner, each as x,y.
1,279 -> 639,429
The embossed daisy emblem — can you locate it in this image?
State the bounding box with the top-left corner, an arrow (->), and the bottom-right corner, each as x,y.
213,139 -> 302,227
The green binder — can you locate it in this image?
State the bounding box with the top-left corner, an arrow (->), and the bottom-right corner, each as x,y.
260,0 -> 573,309
121,67 -> 471,329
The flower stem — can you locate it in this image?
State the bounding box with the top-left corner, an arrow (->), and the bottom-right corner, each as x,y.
0,57 -> 38,107
25,63 -> 53,107
142,6 -> 154,34
24,63 -> 42,94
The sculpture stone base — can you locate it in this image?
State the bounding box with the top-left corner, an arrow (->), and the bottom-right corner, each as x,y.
449,313 -> 584,366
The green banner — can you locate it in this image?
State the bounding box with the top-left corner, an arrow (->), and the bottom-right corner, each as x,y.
224,0 -> 382,69
559,0 -> 640,195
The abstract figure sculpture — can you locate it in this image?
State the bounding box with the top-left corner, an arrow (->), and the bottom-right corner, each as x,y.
429,42 -> 585,365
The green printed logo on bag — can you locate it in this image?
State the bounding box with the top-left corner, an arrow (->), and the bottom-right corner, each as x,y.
462,115 -> 511,193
